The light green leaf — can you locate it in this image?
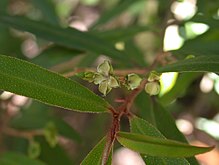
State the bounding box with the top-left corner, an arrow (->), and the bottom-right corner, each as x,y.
0,14 -> 125,60
81,137 -> 112,165
0,55 -> 110,113
31,0 -> 60,25
0,152 -> 46,165
130,116 -> 189,164
157,56 -> 219,73
117,132 -> 213,157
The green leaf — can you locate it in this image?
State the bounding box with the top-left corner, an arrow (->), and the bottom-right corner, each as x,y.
91,0 -> 143,28
151,100 -> 199,165
159,73 -> 201,105
31,0 -> 60,25
10,101 -> 82,142
190,14 -> 219,29
53,118 -> 81,143
0,0 -> 8,12
96,26 -> 151,43
0,14 -> 126,61
152,101 -> 189,142
130,116 -> 189,164
31,45 -> 81,68
124,39 -> 147,67
0,152 -> 46,165
157,56 -> 219,73
117,132 -> 213,157
37,137 -> 73,165
0,54 -> 110,113
81,137 -> 112,165
172,30 -> 219,57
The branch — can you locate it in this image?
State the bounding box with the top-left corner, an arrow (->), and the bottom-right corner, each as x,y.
2,127 -> 44,140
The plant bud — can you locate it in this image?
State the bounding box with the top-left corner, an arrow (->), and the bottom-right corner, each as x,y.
148,71 -> 161,82
145,82 -> 160,95
28,140 -> 41,159
125,73 -> 142,90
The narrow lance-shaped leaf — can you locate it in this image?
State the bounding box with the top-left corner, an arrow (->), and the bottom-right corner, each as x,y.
91,0 -> 144,28
130,116 -> 189,165
0,55 -> 110,113
117,132 -> 213,157
159,73 -> 201,105
157,55 -> 219,73
0,13 -> 126,61
81,137 -> 112,165
31,0 -> 60,25
151,99 -> 199,165
95,25 -> 151,43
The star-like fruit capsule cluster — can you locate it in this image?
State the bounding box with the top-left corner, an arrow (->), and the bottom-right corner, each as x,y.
79,60 -> 161,96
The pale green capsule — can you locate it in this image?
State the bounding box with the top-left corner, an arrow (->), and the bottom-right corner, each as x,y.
93,73 -> 107,85
99,80 -> 111,96
108,76 -> 120,88
148,71 -> 161,82
97,60 -> 113,76
126,73 -> 142,90
145,82 -> 160,95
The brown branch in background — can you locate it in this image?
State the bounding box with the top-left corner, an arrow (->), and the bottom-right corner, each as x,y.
2,127 -> 44,140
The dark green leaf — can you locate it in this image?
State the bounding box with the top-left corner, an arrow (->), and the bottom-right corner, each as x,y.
117,132 -> 213,157
91,0 -> 143,28
172,30 -> 219,57
130,116 -> 189,164
159,73 -> 201,105
0,0 -> 8,12
81,137 -> 112,165
0,55 -> 110,113
152,100 -> 199,164
157,56 -> 219,73
10,102 -> 81,142
37,137 -> 73,165
54,118 -> 81,143
190,15 -> 219,29
31,0 -> 60,25
135,92 -> 155,124
0,14 -> 126,60
0,152 -> 46,165
96,26 -> 151,42
31,45 -> 81,68
124,39 -> 147,67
